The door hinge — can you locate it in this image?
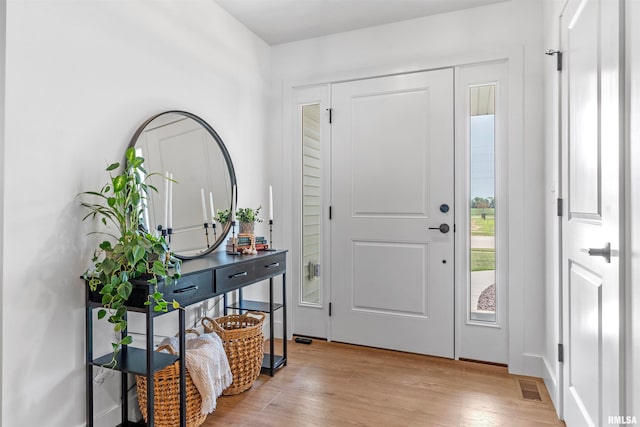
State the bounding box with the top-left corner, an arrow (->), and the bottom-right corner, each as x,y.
327,108 -> 333,124
329,206 -> 332,220
558,343 -> 564,363
556,51 -> 563,71
329,302 -> 332,316
557,198 -> 564,217
545,50 -> 562,71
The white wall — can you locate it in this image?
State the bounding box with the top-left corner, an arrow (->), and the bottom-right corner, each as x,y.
271,0 -> 545,377
0,0 -> 5,423
541,0 -> 565,415
2,1 -> 271,425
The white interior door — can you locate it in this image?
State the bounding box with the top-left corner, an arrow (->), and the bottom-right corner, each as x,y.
560,0 -> 623,425
330,69 -> 454,357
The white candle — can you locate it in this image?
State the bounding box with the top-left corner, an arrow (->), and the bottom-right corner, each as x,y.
269,185 -> 273,221
209,192 -> 215,224
163,171 -> 169,228
168,173 -> 173,229
200,188 -> 207,224
231,185 -> 237,222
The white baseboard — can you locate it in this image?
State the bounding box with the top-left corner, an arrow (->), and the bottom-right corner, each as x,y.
510,353 -> 544,377
94,390 -> 141,427
543,357 -> 562,418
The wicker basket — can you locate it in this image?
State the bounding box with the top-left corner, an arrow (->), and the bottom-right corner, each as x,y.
201,312 -> 266,395
136,330 -> 206,427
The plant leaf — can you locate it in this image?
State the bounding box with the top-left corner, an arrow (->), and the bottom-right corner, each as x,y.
113,175 -> 126,192
125,147 -> 136,163
132,245 -> 145,265
106,162 -> 120,171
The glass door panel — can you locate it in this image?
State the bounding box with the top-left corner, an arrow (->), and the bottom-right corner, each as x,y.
469,84 -> 496,323
301,104 -> 322,305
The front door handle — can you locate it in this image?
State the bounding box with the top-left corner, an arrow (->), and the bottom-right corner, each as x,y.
580,243 -> 611,263
429,224 -> 450,234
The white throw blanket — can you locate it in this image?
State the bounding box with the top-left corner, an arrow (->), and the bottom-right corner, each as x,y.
158,333 -> 233,414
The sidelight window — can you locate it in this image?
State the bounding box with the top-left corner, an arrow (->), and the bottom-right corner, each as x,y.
469,84 -> 496,323
301,104 -> 322,305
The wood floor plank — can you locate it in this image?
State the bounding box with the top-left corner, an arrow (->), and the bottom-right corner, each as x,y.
203,340 -> 565,426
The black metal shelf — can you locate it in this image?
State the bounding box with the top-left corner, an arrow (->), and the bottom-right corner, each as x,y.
226,299 -> 283,313
261,354 -> 286,371
90,347 -> 178,376
87,250 -> 288,426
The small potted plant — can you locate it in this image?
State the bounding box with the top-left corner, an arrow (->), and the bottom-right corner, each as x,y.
236,206 -> 263,234
80,147 -> 181,363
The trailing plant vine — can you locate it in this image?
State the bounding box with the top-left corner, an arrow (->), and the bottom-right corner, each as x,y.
80,147 -> 181,363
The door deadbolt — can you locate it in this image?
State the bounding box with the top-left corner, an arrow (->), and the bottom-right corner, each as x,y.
429,224 -> 450,233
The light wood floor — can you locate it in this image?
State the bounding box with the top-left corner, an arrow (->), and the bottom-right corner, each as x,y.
204,340 -> 565,427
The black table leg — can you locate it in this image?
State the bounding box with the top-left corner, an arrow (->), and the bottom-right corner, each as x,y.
179,308 -> 186,427
86,304 -> 94,427
146,307 -> 154,426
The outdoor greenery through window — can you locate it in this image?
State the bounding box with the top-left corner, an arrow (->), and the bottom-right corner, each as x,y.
469,84 -> 496,322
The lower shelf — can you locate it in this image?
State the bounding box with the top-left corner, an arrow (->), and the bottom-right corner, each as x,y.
261,353 -> 286,372
226,299 -> 283,313
90,347 -> 178,375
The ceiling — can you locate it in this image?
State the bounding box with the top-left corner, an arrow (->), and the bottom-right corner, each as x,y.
214,0 -> 509,45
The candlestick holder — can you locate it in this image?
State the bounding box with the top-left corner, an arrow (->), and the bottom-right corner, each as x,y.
212,223 -> 217,242
203,223 -> 210,248
227,220 -> 240,255
159,225 -> 168,240
265,219 -> 276,251
167,227 -> 172,245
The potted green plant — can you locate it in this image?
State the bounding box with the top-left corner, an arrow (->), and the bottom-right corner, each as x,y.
80,147 -> 181,362
236,206 -> 263,234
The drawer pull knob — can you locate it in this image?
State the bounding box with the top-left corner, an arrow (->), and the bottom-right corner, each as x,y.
266,262 -> 280,268
173,285 -> 198,294
230,271 -> 248,279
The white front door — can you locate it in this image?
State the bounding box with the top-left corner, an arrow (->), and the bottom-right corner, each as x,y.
560,0 -> 623,425
330,69 -> 455,357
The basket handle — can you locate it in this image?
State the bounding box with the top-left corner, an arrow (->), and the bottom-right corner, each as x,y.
157,329 -> 200,355
157,344 -> 177,355
176,328 -> 200,338
245,311 -> 266,323
201,316 -> 226,339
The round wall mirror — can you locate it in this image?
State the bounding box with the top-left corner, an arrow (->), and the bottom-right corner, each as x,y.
129,110 -> 236,259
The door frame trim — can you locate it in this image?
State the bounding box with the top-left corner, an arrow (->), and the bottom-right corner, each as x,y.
281,46 -> 530,375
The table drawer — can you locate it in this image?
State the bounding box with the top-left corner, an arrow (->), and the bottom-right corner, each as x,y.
254,253 -> 286,281
165,271 -> 213,307
215,263 -> 256,293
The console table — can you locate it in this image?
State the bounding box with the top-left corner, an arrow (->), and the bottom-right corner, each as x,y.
85,249 -> 287,426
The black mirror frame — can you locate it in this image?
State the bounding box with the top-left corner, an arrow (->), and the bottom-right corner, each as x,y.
129,110 -> 237,260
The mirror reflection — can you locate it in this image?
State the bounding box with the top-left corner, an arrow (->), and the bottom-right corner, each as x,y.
131,111 -> 236,259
